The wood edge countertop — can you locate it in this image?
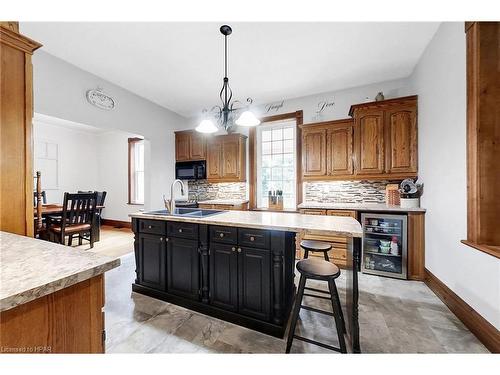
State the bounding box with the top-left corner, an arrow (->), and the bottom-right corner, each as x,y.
0,231 -> 121,312
298,202 -> 426,213
130,210 -> 362,238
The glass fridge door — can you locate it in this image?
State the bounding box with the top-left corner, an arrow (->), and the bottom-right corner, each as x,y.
361,213 -> 407,279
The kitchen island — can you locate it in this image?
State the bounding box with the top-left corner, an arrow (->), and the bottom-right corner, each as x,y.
0,232 -> 120,353
130,210 -> 362,352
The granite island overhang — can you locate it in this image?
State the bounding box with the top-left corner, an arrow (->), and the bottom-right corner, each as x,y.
0,231 -> 120,353
129,210 -> 362,352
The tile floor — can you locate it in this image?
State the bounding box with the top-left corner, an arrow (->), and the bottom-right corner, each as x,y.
104,252 -> 489,353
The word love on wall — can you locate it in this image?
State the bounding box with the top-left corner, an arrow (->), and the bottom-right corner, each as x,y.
265,100 -> 284,113
312,99 -> 335,121
86,87 -> 116,110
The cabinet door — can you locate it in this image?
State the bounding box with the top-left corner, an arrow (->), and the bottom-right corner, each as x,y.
175,133 -> 190,161
209,242 -> 238,311
167,237 -> 200,300
207,139 -> 222,180
190,132 -> 206,160
137,233 -> 166,291
221,137 -> 240,180
238,246 -> 271,321
302,128 -> 327,177
354,110 -> 385,175
328,126 -> 353,176
385,106 -> 417,174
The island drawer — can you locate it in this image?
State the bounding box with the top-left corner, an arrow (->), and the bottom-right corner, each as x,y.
167,221 -> 198,239
210,226 -> 238,244
238,228 -> 271,249
138,219 -> 167,235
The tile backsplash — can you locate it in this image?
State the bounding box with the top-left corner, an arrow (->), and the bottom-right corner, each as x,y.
187,181 -> 247,201
303,180 -> 401,204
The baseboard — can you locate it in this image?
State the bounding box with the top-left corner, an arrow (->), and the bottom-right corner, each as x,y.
101,218 -> 132,229
424,268 -> 500,353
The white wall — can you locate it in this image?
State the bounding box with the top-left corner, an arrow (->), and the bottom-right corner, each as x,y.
409,22 -> 500,329
97,130 -> 147,221
32,50 -> 190,211
33,119 -> 100,204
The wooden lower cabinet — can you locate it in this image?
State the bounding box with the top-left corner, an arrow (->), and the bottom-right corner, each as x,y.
297,209 -> 357,268
0,275 -> 105,353
132,218 -> 295,337
209,242 -> 239,311
167,237 -> 200,300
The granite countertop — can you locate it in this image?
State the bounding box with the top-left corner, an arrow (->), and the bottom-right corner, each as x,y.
197,199 -> 249,205
298,202 -> 426,213
131,210 -> 362,238
0,231 -> 120,312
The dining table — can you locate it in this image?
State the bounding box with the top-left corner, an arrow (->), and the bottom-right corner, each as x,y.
35,204 -> 105,241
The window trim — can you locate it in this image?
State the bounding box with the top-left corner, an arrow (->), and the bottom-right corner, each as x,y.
249,111 -> 303,211
128,137 -> 144,205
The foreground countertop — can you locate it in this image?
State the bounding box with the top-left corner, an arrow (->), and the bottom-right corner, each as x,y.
298,202 -> 426,213
130,210 -> 362,238
0,231 -> 120,312
198,199 -> 249,205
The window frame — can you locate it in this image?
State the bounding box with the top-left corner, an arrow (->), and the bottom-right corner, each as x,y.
128,137 -> 145,205
249,111 -> 303,211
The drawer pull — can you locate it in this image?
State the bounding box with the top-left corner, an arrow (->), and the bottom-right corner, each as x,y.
250,236 -> 255,242
178,228 -> 183,233
237,247 -> 242,253
219,233 -> 224,238
166,237 -> 169,242
160,237 -> 163,242
148,225 -> 153,229
232,247 -> 236,252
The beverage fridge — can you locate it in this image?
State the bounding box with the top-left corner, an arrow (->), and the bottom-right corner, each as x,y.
361,213 -> 408,279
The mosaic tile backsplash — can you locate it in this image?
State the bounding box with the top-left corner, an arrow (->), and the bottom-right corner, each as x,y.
303,180 -> 402,204
187,181 -> 247,201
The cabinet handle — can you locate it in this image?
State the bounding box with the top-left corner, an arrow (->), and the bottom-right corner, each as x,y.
237,247 -> 242,253
178,228 -> 183,233
219,233 -> 224,238
160,237 -> 163,242
148,225 -> 153,229
232,247 -> 236,252
166,237 -> 169,242
250,236 -> 255,242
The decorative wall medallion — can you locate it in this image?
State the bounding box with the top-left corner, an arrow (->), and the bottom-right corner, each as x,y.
86,88 -> 116,110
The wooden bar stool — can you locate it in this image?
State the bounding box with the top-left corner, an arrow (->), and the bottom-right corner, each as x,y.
301,239 -> 332,261
286,258 -> 347,353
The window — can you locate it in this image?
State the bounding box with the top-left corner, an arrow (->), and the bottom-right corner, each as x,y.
128,138 -> 144,205
249,111 -> 303,211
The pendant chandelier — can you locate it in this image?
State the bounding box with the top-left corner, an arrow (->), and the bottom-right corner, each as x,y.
196,25 -> 260,134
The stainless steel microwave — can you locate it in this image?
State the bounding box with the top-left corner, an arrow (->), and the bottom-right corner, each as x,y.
175,161 -> 206,180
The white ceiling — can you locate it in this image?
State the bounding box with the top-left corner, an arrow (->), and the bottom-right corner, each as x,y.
21,22 -> 439,117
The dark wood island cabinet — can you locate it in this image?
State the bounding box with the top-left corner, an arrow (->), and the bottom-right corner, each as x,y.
132,218 -> 296,337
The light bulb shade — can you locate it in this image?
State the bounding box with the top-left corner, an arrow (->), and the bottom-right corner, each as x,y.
196,119 -> 218,133
235,110 -> 260,127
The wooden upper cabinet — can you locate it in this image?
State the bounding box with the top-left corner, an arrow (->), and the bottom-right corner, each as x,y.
349,95 -> 418,179
385,106 -> 417,174
354,110 -> 385,175
328,122 -> 354,176
302,128 -> 327,177
207,134 -> 247,182
175,130 -> 206,161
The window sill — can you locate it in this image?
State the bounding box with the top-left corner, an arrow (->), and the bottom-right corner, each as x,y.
127,202 -> 144,206
251,208 -> 299,213
461,240 -> 500,259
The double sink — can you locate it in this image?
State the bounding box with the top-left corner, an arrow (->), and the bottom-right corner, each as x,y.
145,207 -> 223,218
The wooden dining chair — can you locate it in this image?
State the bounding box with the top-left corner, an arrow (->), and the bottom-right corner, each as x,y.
78,190 -> 107,242
46,192 -> 98,248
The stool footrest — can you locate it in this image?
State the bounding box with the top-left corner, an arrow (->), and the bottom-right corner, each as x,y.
303,293 -> 331,301
304,286 -> 330,294
293,335 -> 342,353
300,304 -> 334,316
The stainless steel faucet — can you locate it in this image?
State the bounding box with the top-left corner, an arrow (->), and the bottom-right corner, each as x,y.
166,179 -> 186,213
